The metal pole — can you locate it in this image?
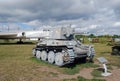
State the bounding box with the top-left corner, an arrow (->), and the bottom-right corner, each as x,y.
103,63 -> 107,74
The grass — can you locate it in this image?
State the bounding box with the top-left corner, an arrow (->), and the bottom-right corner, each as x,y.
91,69 -> 103,77
59,62 -> 99,75
61,64 -> 80,75
31,58 -> 99,75
0,42 -> 120,81
94,43 -> 120,68
48,72 -> 58,77
0,44 -> 47,81
63,76 -> 106,81
80,63 -> 99,68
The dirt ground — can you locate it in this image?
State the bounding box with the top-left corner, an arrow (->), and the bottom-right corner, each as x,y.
37,66 -> 93,81
38,63 -> 120,81
103,66 -> 120,81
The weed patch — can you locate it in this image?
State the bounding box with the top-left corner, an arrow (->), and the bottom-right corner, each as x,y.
63,76 -> 106,81
91,69 -> 103,77
80,63 -> 99,68
48,72 -> 58,77
61,66 -> 80,75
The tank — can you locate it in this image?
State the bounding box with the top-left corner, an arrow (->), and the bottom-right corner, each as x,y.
111,41 -> 120,55
32,27 -> 95,66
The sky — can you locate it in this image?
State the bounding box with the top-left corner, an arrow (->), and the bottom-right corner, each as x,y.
0,0 -> 120,35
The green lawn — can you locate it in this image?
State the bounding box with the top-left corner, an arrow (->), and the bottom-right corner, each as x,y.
94,43 -> 120,68
0,42 -> 119,81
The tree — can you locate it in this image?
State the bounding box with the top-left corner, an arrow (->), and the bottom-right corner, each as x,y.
88,34 -> 95,38
113,35 -> 119,38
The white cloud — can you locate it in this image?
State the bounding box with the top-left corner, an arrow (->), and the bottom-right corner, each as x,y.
114,22 -> 120,27
89,25 -> 97,29
26,20 -> 42,27
0,0 -> 120,35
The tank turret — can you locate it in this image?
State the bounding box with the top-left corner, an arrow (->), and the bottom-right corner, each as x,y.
32,26 -> 95,66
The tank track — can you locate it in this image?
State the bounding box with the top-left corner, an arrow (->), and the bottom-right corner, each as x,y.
32,46 -> 75,66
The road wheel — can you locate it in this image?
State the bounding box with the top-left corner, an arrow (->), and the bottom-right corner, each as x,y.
48,51 -> 55,64
55,52 -> 63,66
41,51 -> 47,61
36,50 -> 41,59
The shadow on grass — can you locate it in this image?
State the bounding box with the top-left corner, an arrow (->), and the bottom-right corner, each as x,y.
0,42 -> 35,45
30,57 -> 99,75
62,58 -> 87,68
62,57 -> 97,68
96,68 -> 104,72
31,56 -> 98,68
91,68 -> 104,77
